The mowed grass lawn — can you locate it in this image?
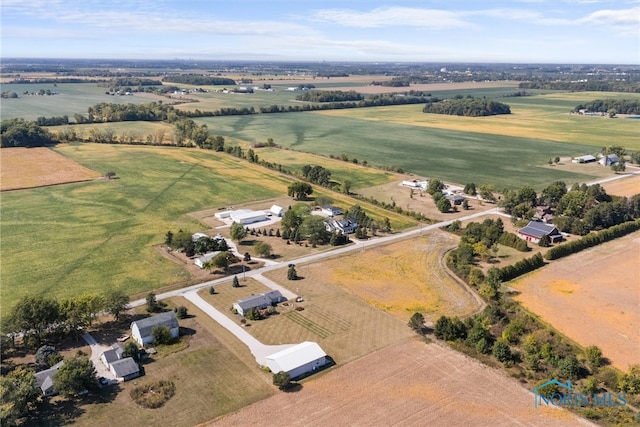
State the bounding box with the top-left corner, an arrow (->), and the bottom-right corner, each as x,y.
0,144 -> 293,312
73,297 -> 275,427
196,111 -> 601,190
199,275 -> 412,366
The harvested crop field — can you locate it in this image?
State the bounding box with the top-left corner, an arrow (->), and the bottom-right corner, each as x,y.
0,147 -> 101,190
270,230 -> 483,322
601,174 -> 640,197
211,338 -> 591,427
512,232 -> 640,371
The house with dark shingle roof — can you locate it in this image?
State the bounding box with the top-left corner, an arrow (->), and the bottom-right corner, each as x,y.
517,221 -> 562,244
131,311 -> 179,346
100,342 -> 125,367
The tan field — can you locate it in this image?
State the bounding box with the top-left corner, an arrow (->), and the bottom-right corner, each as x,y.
0,147 -> 101,191
512,232 -> 640,371
601,174 -> 640,197
210,338 -> 592,427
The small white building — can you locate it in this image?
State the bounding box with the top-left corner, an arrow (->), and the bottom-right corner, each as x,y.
270,205 -> 284,217
214,210 -> 233,220
264,341 -> 327,379
230,209 -> 268,225
100,343 -> 125,367
321,206 -> 342,217
131,311 -> 180,346
599,154 -> 619,166
110,357 -> 140,382
325,218 -> 358,234
572,154 -> 596,164
194,251 -> 220,269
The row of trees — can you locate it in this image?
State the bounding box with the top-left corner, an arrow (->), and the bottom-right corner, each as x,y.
295,90 -> 363,103
423,97 -> 511,116
2,290 -> 129,350
575,99 -> 640,115
520,80 -> 640,93
0,118 -> 55,147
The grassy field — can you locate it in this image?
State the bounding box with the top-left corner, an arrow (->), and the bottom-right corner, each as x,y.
0,144 -> 417,312
196,112 -> 601,189
315,92 -> 640,150
0,144 -> 293,312
0,82 -> 167,120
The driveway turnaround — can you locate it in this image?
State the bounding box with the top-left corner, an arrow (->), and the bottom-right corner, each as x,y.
81,333 -> 116,381
183,290 -> 294,365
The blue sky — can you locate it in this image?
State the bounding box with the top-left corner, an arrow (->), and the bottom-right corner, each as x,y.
1,0 -> 638,63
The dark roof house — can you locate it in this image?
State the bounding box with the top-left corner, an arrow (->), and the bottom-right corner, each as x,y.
517,221 -> 562,243
233,290 -> 285,316
34,361 -> 64,397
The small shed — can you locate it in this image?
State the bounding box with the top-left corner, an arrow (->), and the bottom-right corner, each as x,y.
110,357 -> 140,382
572,154 -> 596,164
131,311 -> 180,346
599,154 -> 619,166
194,251 -> 220,269
270,205 -> 284,217
321,206 -> 342,217
264,341 -> 327,379
100,343 -> 125,367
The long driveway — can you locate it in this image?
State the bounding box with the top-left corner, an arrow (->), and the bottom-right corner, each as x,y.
183,291 -> 294,365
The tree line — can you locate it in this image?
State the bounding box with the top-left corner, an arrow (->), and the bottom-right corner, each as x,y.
519,80 -> 640,93
423,97 -> 511,116
295,90 -> 363,103
574,99 -> 640,115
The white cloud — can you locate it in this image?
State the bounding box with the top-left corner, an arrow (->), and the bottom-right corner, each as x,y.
310,7 -> 471,29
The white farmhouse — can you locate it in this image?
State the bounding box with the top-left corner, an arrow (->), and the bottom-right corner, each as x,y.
194,251 -> 220,269
131,311 -> 179,346
264,341 -> 327,379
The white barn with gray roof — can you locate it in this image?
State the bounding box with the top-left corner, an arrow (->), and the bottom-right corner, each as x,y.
131,311 -> 179,346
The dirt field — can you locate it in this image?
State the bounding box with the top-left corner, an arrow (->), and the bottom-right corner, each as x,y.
601,174 -> 640,197
285,230 -> 483,322
512,232 -> 640,371
0,147 -> 101,191
210,338 -> 591,427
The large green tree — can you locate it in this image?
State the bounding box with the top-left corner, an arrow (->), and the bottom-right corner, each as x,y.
5,296 -> 60,347
230,222 -> 248,242
300,215 -> 330,245
287,182 -> 313,200
0,366 -> 39,427
103,289 -> 130,321
53,354 -> 97,398
1,118 -> 55,147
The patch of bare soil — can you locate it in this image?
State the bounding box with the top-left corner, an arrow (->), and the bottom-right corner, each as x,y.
0,147 -> 101,191
601,174 -> 640,197
512,232 -> 640,371
210,338 -> 592,427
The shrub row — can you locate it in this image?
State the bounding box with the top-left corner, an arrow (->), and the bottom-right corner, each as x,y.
497,252 -> 545,282
544,220 -> 640,260
497,231 -> 530,252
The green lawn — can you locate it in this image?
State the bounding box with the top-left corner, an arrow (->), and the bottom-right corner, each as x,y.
196,111 -> 602,189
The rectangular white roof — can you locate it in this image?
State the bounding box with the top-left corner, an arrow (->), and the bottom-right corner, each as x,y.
265,341 -> 326,374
